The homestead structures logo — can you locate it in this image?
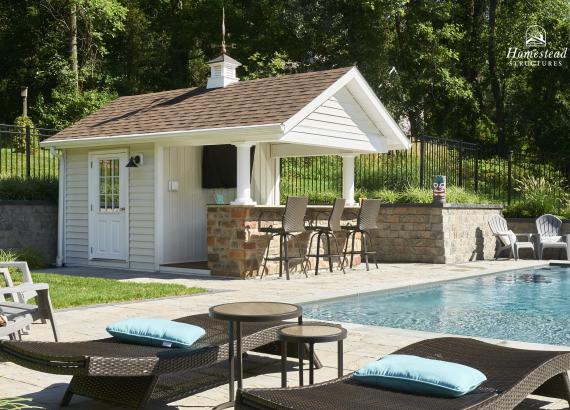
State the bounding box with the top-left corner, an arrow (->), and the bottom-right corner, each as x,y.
525,25 -> 546,47
507,25 -> 567,67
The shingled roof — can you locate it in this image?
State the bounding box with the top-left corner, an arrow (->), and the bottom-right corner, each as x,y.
45,67 -> 353,142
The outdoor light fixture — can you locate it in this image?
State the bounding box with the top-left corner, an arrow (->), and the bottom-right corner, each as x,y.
126,154 -> 144,168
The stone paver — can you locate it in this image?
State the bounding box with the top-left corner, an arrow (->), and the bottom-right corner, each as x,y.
1,259 -> 568,409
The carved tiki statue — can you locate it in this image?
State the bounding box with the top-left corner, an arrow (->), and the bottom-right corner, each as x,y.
432,175 -> 446,204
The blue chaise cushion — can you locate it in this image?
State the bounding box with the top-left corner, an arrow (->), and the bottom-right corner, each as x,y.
106,318 -> 206,348
353,354 -> 487,397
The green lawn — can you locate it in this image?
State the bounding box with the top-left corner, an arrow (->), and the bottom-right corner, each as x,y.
8,272 -> 206,309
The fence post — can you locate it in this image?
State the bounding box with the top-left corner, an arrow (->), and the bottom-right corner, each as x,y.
25,125 -> 31,179
507,150 -> 513,205
458,141 -> 464,187
419,135 -> 425,188
474,144 -> 479,193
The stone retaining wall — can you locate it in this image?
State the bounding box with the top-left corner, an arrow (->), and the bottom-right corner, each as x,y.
371,204 -> 502,264
0,201 -> 58,264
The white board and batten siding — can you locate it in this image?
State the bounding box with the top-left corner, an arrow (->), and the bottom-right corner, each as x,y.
161,146 -> 235,264
283,87 -> 387,152
63,143 -> 156,271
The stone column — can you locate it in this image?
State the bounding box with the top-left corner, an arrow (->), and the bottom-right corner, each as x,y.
231,143 -> 257,205
342,154 -> 357,206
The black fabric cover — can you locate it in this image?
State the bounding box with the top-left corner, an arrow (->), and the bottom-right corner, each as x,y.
201,145 -> 255,189
202,145 -> 237,188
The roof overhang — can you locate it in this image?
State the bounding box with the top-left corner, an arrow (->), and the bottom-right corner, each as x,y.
41,123 -> 284,149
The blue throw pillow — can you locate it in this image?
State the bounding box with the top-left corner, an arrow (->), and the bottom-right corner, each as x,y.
353,354 -> 487,398
106,318 -> 205,348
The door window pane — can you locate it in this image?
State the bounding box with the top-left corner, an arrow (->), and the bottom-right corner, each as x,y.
99,159 -> 121,211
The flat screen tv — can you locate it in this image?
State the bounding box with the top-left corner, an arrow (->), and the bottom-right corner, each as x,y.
201,145 -> 237,188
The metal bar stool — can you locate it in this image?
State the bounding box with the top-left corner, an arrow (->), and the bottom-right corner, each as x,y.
305,198 -> 346,275
342,199 -> 381,271
259,196 -> 309,280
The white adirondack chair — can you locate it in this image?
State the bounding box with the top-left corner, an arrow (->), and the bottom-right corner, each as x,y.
535,214 -> 569,260
488,215 -> 535,260
0,262 -> 59,341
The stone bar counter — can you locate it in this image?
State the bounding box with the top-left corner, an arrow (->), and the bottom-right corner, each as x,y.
207,203 -> 503,278
207,205 -> 361,278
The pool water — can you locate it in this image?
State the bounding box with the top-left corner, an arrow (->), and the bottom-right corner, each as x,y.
303,266 -> 570,346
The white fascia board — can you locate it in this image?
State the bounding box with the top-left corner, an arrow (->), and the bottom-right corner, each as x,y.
349,70 -> 410,150
41,123 -> 285,149
270,142 -> 386,158
282,67 -> 358,134
280,131 -> 387,153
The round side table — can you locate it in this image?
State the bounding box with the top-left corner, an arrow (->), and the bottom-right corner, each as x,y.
209,302 -> 302,409
278,324 -> 347,387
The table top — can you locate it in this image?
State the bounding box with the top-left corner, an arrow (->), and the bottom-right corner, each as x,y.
278,324 -> 347,343
209,302 -> 302,322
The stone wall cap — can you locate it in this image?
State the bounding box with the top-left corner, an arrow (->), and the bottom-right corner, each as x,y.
506,216 -> 570,222
207,204 -> 361,209
379,203 -> 502,210
442,203 -> 503,210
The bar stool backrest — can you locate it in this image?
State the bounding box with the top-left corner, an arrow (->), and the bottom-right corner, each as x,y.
328,198 -> 346,231
357,199 -> 381,231
282,196 -> 309,233
536,214 -> 562,237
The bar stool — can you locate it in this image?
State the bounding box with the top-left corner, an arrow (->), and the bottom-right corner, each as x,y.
305,198 -> 346,275
342,199 -> 381,271
259,196 -> 309,280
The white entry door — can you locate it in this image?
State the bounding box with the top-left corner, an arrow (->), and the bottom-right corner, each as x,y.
89,152 -> 129,261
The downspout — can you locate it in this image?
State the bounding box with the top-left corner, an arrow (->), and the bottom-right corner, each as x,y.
51,147 -> 66,267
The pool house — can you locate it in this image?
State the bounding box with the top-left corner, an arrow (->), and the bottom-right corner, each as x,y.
41,53 -> 410,276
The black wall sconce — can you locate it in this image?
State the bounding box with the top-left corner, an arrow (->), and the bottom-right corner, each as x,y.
126,154 -> 144,168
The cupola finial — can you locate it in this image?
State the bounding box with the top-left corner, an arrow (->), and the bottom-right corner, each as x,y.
221,7 -> 227,55
206,7 -> 241,89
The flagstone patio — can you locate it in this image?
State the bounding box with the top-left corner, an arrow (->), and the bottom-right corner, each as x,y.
1,260 -> 569,409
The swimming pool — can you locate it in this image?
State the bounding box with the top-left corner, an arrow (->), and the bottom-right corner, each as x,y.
303,265 -> 570,346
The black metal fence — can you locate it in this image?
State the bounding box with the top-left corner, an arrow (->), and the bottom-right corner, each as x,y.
0,124 -> 59,179
281,135 -> 570,206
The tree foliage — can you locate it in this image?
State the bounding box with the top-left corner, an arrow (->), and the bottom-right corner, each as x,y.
0,0 -> 569,155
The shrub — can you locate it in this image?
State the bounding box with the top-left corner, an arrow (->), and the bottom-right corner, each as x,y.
306,190 -> 338,204
12,116 -> 38,153
445,186 -> 489,204
504,175 -> 570,217
366,188 -> 400,203
0,177 -> 58,201
0,248 -> 49,281
397,187 -> 433,204
17,247 -> 47,269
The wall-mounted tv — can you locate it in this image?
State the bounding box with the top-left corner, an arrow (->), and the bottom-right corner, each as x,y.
201,145 -> 255,189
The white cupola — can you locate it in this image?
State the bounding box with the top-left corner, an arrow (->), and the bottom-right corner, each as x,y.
206,53 -> 242,89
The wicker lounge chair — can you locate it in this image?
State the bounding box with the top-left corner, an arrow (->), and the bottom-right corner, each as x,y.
0,313 -> 324,409
236,337 -> 570,410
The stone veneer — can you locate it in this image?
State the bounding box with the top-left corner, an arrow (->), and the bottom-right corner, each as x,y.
372,204 -> 502,264
0,200 -> 58,263
207,203 -> 503,278
207,205 -> 361,278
